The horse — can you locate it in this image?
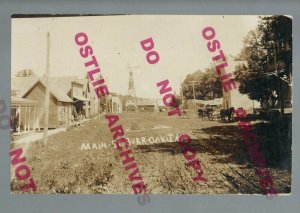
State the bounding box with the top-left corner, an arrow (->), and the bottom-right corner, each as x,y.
220,107 -> 235,122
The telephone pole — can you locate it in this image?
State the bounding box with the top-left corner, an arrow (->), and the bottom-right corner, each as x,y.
43,32 -> 50,145
190,80 -> 197,101
190,80 -> 197,112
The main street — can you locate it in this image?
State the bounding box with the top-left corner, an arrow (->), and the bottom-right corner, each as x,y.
11,112 -> 291,195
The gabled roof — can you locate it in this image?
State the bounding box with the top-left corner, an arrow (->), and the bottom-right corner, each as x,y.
74,78 -> 98,98
74,78 -> 88,87
47,76 -> 78,95
12,76 -> 91,103
11,77 -> 39,94
12,76 -> 77,94
22,79 -> 73,103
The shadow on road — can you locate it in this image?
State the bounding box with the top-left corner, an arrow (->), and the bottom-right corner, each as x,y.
137,118 -> 291,171
199,119 -> 291,170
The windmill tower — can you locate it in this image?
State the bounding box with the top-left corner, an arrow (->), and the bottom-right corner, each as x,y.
125,64 -> 138,112
128,68 -> 136,97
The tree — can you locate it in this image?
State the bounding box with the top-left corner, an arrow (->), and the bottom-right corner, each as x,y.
182,66 -> 223,100
234,15 -> 292,107
174,92 -> 182,106
15,69 -> 37,77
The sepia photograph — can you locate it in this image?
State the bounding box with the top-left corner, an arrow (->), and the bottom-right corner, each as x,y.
10,15 -> 292,196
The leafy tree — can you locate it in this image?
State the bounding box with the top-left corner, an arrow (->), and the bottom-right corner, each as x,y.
182,66 -> 223,100
15,69 -> 37,77
234,15 -> 292,106
174,92 -> 182,106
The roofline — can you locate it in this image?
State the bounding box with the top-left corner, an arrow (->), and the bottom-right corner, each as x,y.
21,79 -> 73,103
72,81 -> 84,86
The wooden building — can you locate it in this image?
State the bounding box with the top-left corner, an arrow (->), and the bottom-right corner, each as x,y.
11,76 -> 100,129
136,99 -> 158,112
21,79 -> 73,129
75,78 -> 100,117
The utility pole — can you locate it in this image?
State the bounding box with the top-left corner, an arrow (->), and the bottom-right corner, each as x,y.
43,32 -> 50,145
191,80 -> 196,101
190,80 -> 197,112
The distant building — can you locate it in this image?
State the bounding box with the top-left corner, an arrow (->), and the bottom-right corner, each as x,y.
107,92 -> 123,114
136,98 -> 158,112
222,61 -> 260,112
196,98 -> 223,106
125,99 -> 138,112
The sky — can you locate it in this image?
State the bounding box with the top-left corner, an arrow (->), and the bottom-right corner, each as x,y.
11,15 -> 260,98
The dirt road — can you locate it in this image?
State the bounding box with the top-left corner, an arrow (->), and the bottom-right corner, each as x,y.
11,112 -> 291,195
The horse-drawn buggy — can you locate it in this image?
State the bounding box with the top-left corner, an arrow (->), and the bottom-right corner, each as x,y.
220,107 -> 235,122
198,105 -> 235,122
198,106 -> 221,121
